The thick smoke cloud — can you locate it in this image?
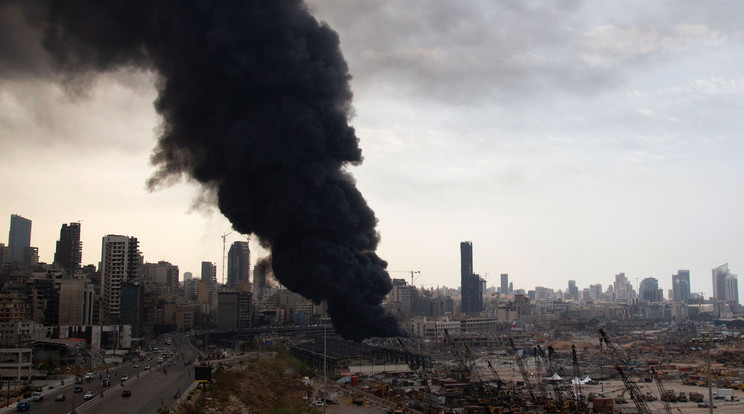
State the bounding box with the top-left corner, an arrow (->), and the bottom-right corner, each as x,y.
7,0 -> 404,340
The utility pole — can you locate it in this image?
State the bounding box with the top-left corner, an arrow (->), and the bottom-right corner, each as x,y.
221,232 -> 232,285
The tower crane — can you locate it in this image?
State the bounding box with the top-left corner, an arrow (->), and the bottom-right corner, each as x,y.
598,329 -> 652,414
389,270 -> 421,286
221,232 -> 232,285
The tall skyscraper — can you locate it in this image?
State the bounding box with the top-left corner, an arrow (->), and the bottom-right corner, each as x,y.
460,241 -> 483,314
183,272 -> 193,281
713,263 -> 739,304
227,241 -> 251,288
672,269 -> 691,303
201,261 -> 217,290
500,273 -> 509,294
568,280 -> 579,301
8,214 -> 32,262
100,235 -> 140,324
54,222 -> 82,276
613,273 -> 634,303
712,263 -> 739,304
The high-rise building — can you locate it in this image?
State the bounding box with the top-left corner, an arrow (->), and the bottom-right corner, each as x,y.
613,273 -> 634,303
672,270 -> 691,303
201,261 -> 217,290
568,280 -> 579,301
183,272 -> 193,282
0,243 -> 8,264
712,264 -> 738,304
460,241 -> 482,314
500,273 -> 509,294
100,235 -> 140,324
58,278 -> 95,325
725,274 -> 739,305
8,214 -> 32,263
639,277 -> 663,302
121,281 -> 145,338
142,261 -> 179,292
54,222 -> 82,276
19,246 -> 38,267
253,261 -> 267,298
215,291 -> 240,330
227,241 -> 251,288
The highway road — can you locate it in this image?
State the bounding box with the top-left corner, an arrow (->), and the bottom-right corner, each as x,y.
13,334 -> 200,414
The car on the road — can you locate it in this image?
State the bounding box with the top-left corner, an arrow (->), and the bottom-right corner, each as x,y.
74,386 -> 83,393
121,390 -> 132,397
75,377 -> 83,384
121,374 -> 129,381
31,391 -> 43,401
16,401 -> 31,411
102,379 -> 110,387
133,363 -> 139,368
144,364 -> 151,370
55,393 -> 66,401
83,391 -> 95,400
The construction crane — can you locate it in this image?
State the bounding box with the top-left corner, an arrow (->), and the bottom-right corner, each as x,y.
651,367 -> 673,414
533,346 -> 548,399
486,359 -> 506,389
389,270 -> 421,286
509,337 -> 535,403
443,329 -> 475,381
571,344 -> 586,409
598,329 -> 652,414
221,232 -> 232,285
544,345 -> 569,407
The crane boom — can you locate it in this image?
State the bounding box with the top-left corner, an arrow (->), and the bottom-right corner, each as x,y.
509,337 -> 535,403
571,344 -> 584,408
651,367 -> 673,414
598,329 -> 652,414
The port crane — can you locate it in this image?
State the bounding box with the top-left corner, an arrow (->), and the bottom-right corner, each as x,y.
598,329 -> 652,414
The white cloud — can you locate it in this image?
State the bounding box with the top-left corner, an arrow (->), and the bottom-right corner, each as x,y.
580,23 -> 729,67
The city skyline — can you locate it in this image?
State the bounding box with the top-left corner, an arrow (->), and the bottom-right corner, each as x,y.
2,1 -> 743,299
1,212 -> 738,301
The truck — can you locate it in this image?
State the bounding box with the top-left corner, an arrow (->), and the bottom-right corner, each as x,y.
688,392 -> 704,402
714,388 -> 734,399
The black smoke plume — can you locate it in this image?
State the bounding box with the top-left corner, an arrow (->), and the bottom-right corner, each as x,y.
6,0 -> 404,340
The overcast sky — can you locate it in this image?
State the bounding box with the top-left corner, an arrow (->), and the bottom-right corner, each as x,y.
1,0 -> 743,298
